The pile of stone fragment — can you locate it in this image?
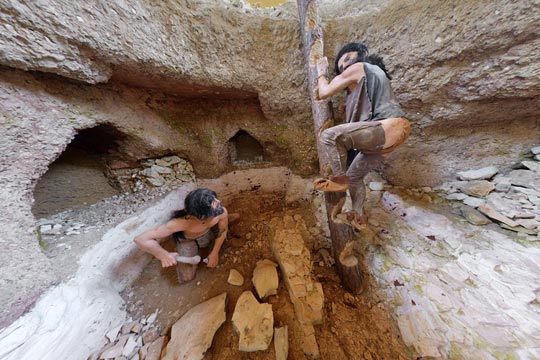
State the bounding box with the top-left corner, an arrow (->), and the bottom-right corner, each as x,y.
111,156 -> 196,191
437,146 -> 540,241
87,310 -> 163,360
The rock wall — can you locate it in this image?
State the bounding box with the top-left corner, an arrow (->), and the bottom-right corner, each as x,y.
1,0 -> 539,334
0,67 -> 185,329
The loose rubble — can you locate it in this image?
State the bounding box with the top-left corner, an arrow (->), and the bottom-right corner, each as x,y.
34,177 -> 190,279
379,189 -> 540,359
89,311 -> 163,360
110,155 -> 196,192
436,146 -> 540,240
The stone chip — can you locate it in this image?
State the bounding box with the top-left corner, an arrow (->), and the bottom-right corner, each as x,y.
228,269 -> 244,286
462,180 -> 495,197
274,326 -> 289,360
478,204 -> 518,227
457,166 -> 498,180
460,205 -> 491,226
232,291 -> 273,352
252,259 -> 279,299
522,161 -> 540,173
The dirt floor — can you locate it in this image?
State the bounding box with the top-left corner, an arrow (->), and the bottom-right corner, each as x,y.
123,191 -> 411,360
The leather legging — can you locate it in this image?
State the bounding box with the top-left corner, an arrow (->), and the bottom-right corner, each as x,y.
320,121 -> 386,215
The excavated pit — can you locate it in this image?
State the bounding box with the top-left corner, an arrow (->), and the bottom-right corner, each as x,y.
121,190 -> 409,360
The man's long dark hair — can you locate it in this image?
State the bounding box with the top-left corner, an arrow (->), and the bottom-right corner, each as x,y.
334,42 -> 392,80
174,188 -> 224,220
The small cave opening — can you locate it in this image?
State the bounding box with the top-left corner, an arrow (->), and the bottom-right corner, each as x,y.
228,130 -> 265,165
32,124 -> 126,218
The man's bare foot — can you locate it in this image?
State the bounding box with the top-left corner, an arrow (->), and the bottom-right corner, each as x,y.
334,210 -> 368,231
330,197 -> 346,221
313,175 -> 350,192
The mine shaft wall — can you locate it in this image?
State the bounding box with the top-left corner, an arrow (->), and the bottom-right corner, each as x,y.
1,0 -> 539,331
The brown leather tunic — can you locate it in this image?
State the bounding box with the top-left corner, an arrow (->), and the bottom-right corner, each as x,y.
345,62 -> 405,123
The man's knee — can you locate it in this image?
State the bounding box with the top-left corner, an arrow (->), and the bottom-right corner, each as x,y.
176,240 -> 198,256
176,263 -> 197,284
320,127 -> 339,146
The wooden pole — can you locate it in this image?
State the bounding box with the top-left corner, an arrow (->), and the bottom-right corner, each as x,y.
296,0 -> 363,294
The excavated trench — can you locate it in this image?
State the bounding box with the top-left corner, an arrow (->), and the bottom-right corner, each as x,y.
27,156 -> 413,360
22,117 -> 407,360
121,190 -> 410,360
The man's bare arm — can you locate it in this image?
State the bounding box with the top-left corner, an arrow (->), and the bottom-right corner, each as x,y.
134,219 -> 185,267
317,58 -> 364,99
207,208 -> 229,268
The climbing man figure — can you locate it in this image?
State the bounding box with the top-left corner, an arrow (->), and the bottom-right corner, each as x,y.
134,188 -> 237,284
314,42 -> 410,230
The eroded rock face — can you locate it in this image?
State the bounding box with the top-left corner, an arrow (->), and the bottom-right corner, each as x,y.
0,0 -> 316,175
0,69 -> 184,329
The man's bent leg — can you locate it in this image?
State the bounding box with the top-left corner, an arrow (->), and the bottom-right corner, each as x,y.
347,153 -> 384,217
175,240 -> 198,284
316,122 -> 384,192
321,127 -> 349,176
321,122 -> 385,172
316,123 -> 366,192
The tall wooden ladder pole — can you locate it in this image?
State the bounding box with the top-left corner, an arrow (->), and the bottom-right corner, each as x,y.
296,0 -> 363,294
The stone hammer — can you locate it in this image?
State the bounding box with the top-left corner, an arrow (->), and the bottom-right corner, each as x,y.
175,255 -> 209,264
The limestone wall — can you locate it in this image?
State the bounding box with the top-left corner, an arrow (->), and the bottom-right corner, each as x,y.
0,68 -> 183,329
